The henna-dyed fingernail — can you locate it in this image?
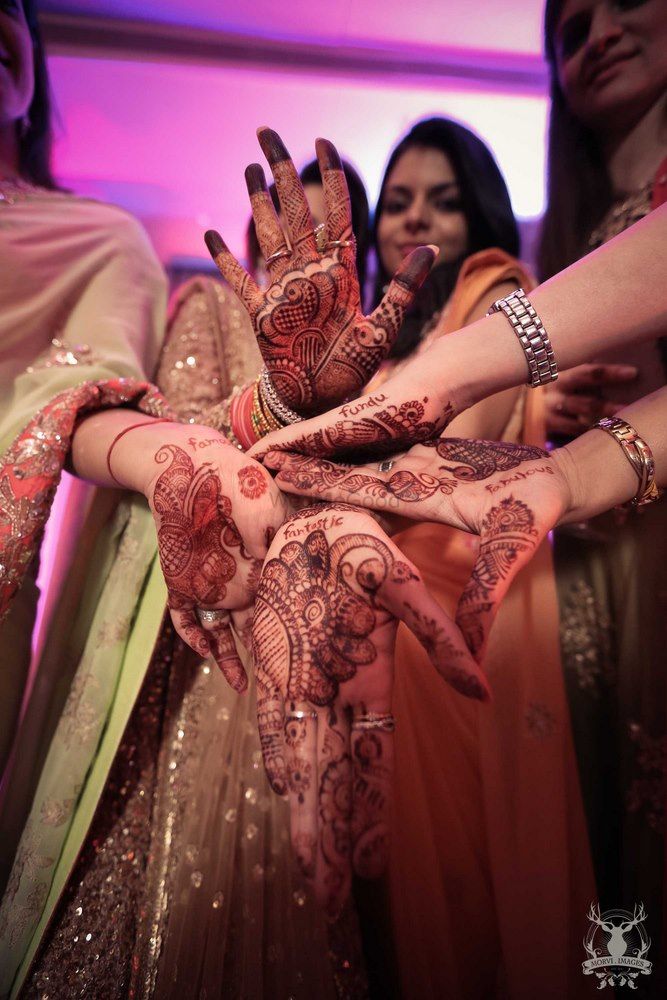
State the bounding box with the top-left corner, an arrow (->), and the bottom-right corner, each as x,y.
315,137 -> 342,172
395,245 -> 436,289
257,127 -> 290,165
245,163 -> 267,195
204,230 -> 225,258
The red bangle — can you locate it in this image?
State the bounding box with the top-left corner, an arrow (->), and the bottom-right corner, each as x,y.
231,385 -> 258,450
106,418 -> 171,485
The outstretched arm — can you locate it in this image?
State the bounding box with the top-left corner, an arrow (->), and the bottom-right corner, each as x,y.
262,386 -> 666,660
249,204 -> 667,458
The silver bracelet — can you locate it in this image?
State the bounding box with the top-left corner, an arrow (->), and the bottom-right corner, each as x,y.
259,367 -> 302,426
487,288 -> 558,388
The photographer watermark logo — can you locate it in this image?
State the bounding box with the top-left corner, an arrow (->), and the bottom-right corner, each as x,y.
583,902 -> 652,989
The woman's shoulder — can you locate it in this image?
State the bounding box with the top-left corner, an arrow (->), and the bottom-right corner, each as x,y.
31,191 -> 159,260
456,247 -> 529,286
432,249 -> 533,339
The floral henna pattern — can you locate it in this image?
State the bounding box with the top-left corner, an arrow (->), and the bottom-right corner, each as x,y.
237,464 -> 268,499
282,399 -> 446,458
253,527 -> 403,706
425,438 -> 548,481
255,260 -> 394,415
457,496 -> 539,657
150,444 -> 241,610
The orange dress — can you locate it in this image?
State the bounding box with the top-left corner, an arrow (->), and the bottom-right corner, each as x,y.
387,251 -> 596,998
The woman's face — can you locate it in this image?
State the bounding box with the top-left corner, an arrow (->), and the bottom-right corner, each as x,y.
376,146 -> 468,278
554,0 -> 667,132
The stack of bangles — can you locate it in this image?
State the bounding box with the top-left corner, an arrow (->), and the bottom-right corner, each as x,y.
224,368 -> 302,451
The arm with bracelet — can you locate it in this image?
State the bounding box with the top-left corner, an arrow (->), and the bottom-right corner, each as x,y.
248,203 -> 667,459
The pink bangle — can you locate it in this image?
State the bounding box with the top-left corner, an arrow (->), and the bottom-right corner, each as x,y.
106,418 -> 171,485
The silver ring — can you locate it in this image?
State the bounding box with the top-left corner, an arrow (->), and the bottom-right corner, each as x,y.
377,459 -> 394,473
196,607 -> 230,625
314,222 -> 327,253
285,709 -> 318,721
325,238 -> 355,250
351,712 -> 395,733
266,247 -> 291,265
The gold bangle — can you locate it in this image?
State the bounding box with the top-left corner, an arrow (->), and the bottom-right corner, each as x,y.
595,416 -> 662,509
250,379 -> 281,439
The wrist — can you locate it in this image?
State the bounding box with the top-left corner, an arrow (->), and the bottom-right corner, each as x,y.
109,420 -> 183,495
432,312 -> 529,413
554,428 -> 638,524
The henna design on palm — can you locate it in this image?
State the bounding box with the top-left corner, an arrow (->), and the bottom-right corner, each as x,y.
254,528 -> 401,708
456,496 -> 539,657
252,503 -> 490,913
205,128 -> 437,416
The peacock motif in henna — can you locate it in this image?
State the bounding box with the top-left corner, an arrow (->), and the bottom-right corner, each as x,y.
457,495 -> 539,656
424,438 -> 548,481
150,444 -> 243,610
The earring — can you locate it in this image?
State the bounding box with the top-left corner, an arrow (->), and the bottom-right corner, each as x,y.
20,114 -> 31,138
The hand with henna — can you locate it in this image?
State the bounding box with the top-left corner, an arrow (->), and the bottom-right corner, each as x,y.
252,502 -> 490,915
109,419 -> 291,689
261,438 -> 572,662
204,127 -> 437,417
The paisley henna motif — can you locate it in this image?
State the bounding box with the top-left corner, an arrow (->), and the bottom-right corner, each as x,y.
253,527 -> 396,706
151,444 -> 240,610
264,454 -> 457,507
457,496 -> 539,657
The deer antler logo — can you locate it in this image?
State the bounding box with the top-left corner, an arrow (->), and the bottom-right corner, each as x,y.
583,902 -> 652,989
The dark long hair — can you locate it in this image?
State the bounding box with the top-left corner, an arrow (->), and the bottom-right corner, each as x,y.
372,116 -> 520,359
17,0 -> 58,188
536,0 -> 613,280
245,158 -> 371,291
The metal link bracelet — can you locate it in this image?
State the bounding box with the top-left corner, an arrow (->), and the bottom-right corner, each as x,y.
595,416 -> 662,509
487,288 -> 558,388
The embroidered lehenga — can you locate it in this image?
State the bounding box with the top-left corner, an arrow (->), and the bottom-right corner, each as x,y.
0,192 -> 353,998
553,161 -> 667,987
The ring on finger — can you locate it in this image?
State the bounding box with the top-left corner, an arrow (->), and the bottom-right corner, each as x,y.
314,222 -> 327,253
196,607 -> 230,626
285,708 -> 318,721
265,247 -> 291,265
325,238 -> 355,250
378,459 -> 394,473
352,711 -> 396,733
